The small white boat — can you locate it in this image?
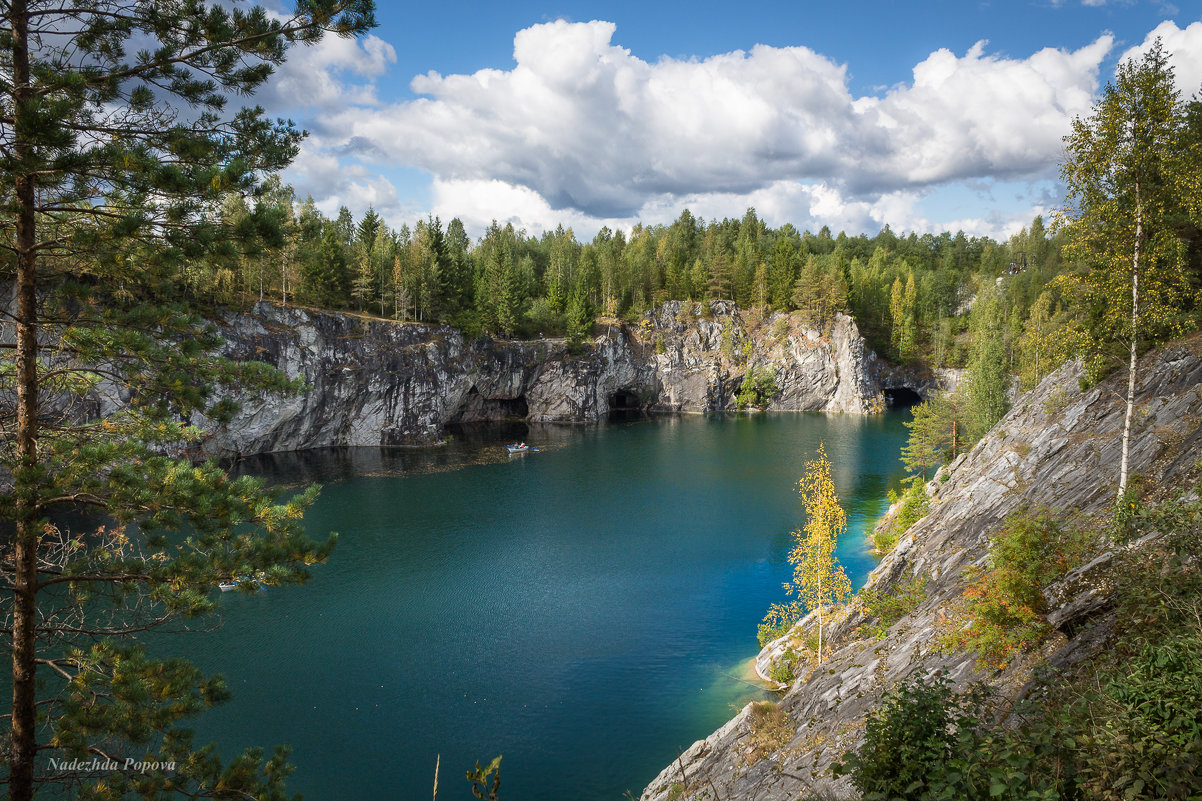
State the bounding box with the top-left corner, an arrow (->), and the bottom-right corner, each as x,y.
506,443 -> 537,454
218,580 -> 237,592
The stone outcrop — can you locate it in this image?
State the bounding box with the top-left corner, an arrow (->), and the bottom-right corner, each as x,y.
640,333 -> 1202,801
645,301 -> 882,414
193,300 -> 896,456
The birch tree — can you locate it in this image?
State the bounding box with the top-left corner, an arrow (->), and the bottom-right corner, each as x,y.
763,444 -> 852,665
1059,40 -> 1196,500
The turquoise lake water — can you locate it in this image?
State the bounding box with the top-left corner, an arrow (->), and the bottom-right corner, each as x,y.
167,411 -> 911,800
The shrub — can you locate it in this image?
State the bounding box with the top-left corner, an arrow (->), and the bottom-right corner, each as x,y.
768,647 -> 800,684
947,509 -> 1093,669
835,675 -> 990,799
836,676 -> 1076,801
747,700 -> 791,764
843,492 -> 1202,801
736,366 -> 779,409
873,479 -> 928,553
859,574 -> 928,639
1075,634 -> 1202,799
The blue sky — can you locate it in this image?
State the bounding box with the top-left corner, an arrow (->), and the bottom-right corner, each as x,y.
259,0 -> 1201,241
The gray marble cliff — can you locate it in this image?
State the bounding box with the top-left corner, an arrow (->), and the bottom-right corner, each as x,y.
192,299 -> 945,457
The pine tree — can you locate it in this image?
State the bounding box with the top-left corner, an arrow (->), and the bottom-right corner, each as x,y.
901,394 -> 964,478
0,3 -> 375,799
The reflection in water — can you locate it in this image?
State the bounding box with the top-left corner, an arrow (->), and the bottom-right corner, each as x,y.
229,420 -> 607,485
180,411 -> 913,801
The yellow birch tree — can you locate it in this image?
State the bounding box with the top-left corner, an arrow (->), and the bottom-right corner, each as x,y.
763,443 -> 852,665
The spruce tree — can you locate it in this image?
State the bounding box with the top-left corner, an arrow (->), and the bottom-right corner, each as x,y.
0,2 -> 375,799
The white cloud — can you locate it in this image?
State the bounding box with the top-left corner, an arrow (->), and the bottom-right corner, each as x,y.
286,148 -> 407,221
257,32 -> 396,113
850,37 -> 1111,190
1119,20 -> 1202,97
427,176 -> 1037,243
300,21 -> 1109,224
269,18 -> 1194,240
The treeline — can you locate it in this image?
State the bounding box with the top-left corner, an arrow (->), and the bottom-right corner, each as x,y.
189,177 -> 1069,367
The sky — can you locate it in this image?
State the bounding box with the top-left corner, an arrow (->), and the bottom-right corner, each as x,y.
255,0 -> 1202,242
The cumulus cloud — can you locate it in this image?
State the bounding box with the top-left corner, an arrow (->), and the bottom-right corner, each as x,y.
256,32 -> 396,113
269,17 -> 1202,240
1119,20 -> 1202,97
850,37 -> 1112,190
287,147 -> 407,221
302,20 -> 1110,225
429,175 -> 1038,243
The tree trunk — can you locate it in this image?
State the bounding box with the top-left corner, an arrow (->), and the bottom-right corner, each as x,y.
816,576 -> 823,667
1119,181 -> 1142,500
10,1 -> 41,797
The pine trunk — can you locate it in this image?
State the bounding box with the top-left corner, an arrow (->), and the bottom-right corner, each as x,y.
10,1 -> 40,797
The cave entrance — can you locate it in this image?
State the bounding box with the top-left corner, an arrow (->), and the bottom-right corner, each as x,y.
608,388 -> 644,420
883,387 -> 923,408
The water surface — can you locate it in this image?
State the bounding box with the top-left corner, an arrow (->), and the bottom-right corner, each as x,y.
171,412 -> 910,800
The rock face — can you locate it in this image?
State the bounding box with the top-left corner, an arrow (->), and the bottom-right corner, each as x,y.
640,333 -> 1202,801
194,301 -> 895,456
645,301 -> 882,414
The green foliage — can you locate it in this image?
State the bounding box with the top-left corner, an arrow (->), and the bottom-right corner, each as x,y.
1075,635 -> 1202,799
719,324 -> 735,358
1068,488 -> 1202,799
946,509 -> 1094,669
768,648 -> 801,684
467,755 -> 502,800
0,2 -> 375,798
859,574 -> 928,639
963,288 -> 1012,441
902,392 -> 969,479
1058,40 -> 1199,386
736,366 -> 779,409
873,479 -> 929,553
836,675 -> 989,799
836,676 -> 1079,801
842,490 -> 1202,801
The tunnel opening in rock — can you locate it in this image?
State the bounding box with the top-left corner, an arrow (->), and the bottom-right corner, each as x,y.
608,388 -> 645,420
883,387 -> 923,407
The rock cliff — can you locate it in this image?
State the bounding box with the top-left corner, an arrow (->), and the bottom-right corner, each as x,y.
639,333 -> 1202,800
194,301 -> 903,456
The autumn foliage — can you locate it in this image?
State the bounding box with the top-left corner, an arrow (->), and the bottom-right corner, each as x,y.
762,443 -> 852,664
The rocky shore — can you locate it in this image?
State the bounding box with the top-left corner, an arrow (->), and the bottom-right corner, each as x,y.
639,333 -> 1202,800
